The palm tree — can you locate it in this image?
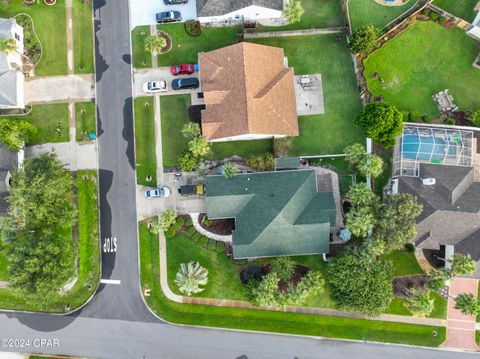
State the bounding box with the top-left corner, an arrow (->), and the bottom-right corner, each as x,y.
359,154 -> 383,178
0,38 -> 17,54
345,207 -> 375,238
449,253 -> 476,276
344,143 -> 366,166
222,162 -> 237,179
174,262 -> 209,296
454,293 -> 480,316
346,182 -> 377,208
144,35 -> 167,55
425,269 -> 452,291
405,288 -> 434,318
181,122 -> 201,140
283,0 -> 304,24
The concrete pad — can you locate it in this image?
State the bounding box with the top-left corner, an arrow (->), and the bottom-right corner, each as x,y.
133,67 -> 201,98
294,74 -> 325,116
25,74 -> 95,104
130,0 -> 197,29
25,142 -> 98,171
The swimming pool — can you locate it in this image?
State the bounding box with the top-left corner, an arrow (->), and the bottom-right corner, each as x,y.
402,134 -> 456,161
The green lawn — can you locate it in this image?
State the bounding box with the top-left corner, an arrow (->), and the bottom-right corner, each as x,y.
384,250 -> 423,277
0,1 -> 67,75
258,0 -> 343,32
75,102 -> 96,142
247,34 -> 365,155
132,25 -> 152,68
365,21 -> 480,117
349,0 -> 415,30
134,97 -> 157,186
140,220 -> 445,347
0,250 -> 8,281
72,0 -> 94,74
9,104 -> 70,144
156,23 -> 242,66
211,140 -> 273,160
432,0 -> 478,22
0,171 -> 100,312
388,293 -> 447,319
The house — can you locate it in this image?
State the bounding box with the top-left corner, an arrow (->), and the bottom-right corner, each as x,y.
0,18 -> 24,110
0,143 -> 22,215
466,1 -> 480,40
205,169 -> 337,259
196,0 -> 284,24
198,42 -> 298,142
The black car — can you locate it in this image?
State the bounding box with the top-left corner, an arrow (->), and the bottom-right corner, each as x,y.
163,0 -> 188,4
156,11 -> 182,23
171,77 -> 199,90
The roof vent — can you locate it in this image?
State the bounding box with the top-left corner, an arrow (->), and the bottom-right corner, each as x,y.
421,178 -> 436,186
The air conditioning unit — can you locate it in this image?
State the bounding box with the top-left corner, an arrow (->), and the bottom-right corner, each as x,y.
421,178 -> 436,186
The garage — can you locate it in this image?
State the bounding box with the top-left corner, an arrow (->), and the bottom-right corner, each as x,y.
130,0 -> 197,29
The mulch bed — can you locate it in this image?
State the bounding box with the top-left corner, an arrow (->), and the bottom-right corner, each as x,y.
239,264 -> 311,291
393,275 -> 426,297
199,213 -> 235,235
423,248 -> 445,269
158,32 -> 172,54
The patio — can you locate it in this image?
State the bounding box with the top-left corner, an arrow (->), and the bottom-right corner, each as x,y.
294,74 -> 325,116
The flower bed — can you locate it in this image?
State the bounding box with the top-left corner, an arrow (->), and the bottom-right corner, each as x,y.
15,14 -> 41,66
157,31 -> 172,54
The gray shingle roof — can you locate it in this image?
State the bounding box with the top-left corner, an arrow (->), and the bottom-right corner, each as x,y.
197,0 -> 283,17
0,69 -> 18,107
0,18 -> 14,40
0,52 -> 9,71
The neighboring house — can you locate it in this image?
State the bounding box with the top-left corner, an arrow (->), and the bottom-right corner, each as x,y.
0,18 -> 24,110
205,169 -> 337,259
466,1 -> 480,40
198,42 -> 298,142
0,144 -> 22,215
392,125 -> 480,276
196,0 -> 284,24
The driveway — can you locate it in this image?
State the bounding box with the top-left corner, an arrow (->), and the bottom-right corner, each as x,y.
25,75 -> 95,104
133,66 -> 201,97
26,142 -> 98,171
130,0 -> 197,29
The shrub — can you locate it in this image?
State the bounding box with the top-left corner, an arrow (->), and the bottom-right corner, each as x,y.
159,209 -> 177,230
429,12 -> 439,21
184,20 -> 201,37
185,226 -> 196,237
185,218 -> 193,227
408,111 -> 420,123
271,257 -> 296,281
422,9 -> 431,16
445,118 -> 455,125
466,111 -> 480,126
439,17 -> 446,25
192,231 -> 202,242
176,217 -> 186,227
246,153 -> 275,172
198,235 -> 209,247
422,115 -> 430,123
350,25 -> 379,55
405,243 -> 415,253
175,262 -> 208,296
202,216 -> 213,227
164,227 -> 176,238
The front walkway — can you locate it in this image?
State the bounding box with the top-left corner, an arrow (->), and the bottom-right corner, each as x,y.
24,75 -> 95,104
442,277 -> 479,351
26,142 -> 98,171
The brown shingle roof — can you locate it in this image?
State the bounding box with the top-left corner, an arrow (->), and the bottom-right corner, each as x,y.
199,42 -> 298,141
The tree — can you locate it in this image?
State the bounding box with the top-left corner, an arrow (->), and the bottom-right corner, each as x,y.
283,271 -> 324,306
178,151 -> 199,172
188,136 -> 210,158
354,103 -> 404,148
222,162 -> 237,179
346,182 -> 378,208
283,0 -> 304,24
0,119 -> 37,151
405,288 -> 434,317
7,153 -> 76,231
375,193 -> 422,253
454,293 -> 480,316
174,262 -> 208,296
350,25 -> 378,55
159,209 -> 177,231
181,122 -> 201,140
425,269 -> 452,291
144,35 -> 166,55
449,253 -> 476,277
271,257 -> 295,282
358,154 -> 383,178
247,272 -> 279,307
327,249 -> 394,316
344,143 -> 366,166
345,207 -> 375,238
0,38 -> 17,54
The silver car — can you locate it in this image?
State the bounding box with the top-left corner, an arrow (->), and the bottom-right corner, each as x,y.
144,187 -> 171,198
143,80 -> 168,93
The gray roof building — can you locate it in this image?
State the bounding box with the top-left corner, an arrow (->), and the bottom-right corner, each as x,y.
0,69 -> 20,107
0,18 -> 16,41
196,0 -> 283,17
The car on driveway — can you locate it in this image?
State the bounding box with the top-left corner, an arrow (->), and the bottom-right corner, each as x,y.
178,184 -> 204,196
143,80 -> 167,93
170,64 -> 196,76
164,0 -> 188,4
156,11 -> 181,23
144,187 -> 171,198
171,77 -> 199,90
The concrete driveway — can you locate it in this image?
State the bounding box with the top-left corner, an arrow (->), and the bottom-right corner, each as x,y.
133,67 -> 201,97
130,0 -> 197,29
25,75 -> 95,104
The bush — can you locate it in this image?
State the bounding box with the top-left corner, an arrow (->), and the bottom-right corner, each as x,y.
405,243 -> 415,253
422,9 -> 431,16
185,226 -> 196,237
445,118 -> 455,125
164,227 -> 176,238
185,218 -> 193,227
466,111 -> 480,127
202,216 -> 213,227
271,257 -> 296,282
192,231 -> 202,242
422,115 -> 430,123
429,12 -> 439,21
439,17 -> 446,25
176,217 -> 185,227
246,153 -> 275,172
184,20 -> 201,37
408,111 -> 420,123
198,235 -> 209,248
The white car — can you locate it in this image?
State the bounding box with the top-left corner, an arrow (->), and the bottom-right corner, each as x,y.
143,80 -> 167,93
144,187 -> 171,198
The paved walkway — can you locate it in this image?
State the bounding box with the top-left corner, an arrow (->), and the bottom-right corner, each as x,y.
25,75 -> 95,104
26,142 -> 98,171
442,277 -> 479,351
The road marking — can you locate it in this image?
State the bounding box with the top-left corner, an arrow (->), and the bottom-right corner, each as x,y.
103,237 -> 117,253
100,279 -> 121,285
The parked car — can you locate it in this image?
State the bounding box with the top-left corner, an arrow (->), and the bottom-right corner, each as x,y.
170,64 -> 195,76
156,11 -> 181,23
142,80 -> 167,93
178,184 -> 204,196
164,0 -> 188,4
171,77 -> 199,90
144,187 -> 171,198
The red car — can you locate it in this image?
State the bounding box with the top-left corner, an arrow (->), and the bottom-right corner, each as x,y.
170,64 -> 196,76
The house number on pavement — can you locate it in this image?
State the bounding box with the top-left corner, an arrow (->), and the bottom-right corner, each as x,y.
103,237 -> 117,253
